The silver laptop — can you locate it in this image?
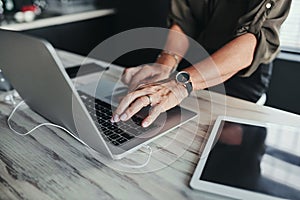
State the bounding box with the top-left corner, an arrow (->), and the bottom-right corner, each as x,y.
0,30 -> 197,160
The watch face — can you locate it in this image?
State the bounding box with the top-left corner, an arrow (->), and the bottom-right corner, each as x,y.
176,71 -> 190,83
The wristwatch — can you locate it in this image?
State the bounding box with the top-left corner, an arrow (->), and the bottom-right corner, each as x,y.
175,71 -> 193,96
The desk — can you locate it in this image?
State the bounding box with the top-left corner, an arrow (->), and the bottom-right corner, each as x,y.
1,51 -> 300,200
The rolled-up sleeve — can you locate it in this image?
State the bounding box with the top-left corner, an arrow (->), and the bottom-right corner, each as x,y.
167,0 -> 203,38
234,0 -> 292,77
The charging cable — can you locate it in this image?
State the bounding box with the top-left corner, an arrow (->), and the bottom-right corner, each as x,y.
118,145 -> 153,169
7,100 -> 152,169
7,100 -> 74,137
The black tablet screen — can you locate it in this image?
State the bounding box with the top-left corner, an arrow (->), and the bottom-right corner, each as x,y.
200,121 -> 300,199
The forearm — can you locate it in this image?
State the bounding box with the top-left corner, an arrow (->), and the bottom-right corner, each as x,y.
156,24 -> 190,71
185,33 -> 257,90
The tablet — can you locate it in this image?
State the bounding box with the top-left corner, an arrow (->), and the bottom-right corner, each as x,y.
190,116 -> 300,200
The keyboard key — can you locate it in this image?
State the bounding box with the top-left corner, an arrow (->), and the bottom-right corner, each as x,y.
102,115 -> 111,120
103,130 -> 114,136
111,141 -> 120,146
132,116 -> 143,126
121,133 -> 134,140
103,122 -> 111,127
97,118 -> 105,125
96,124 -> 103,130
109,134 -> 120,140
108,125 -> 118,130
116,137 -> 127,144
115,128 -> 124,134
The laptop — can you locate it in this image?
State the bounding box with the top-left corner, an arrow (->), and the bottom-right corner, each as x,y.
0,30 -> 197,160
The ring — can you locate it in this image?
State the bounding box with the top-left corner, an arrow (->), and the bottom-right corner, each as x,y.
146,95 -> 153,105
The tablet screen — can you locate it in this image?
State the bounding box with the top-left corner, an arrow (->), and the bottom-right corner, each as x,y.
199,120 -> 300,199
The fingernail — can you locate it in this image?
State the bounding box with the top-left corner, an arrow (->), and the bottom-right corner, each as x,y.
142,121 -> 149,127
113,114 -> 120,122
120,113 -> 128,121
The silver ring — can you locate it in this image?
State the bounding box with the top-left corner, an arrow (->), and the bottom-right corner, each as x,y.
146,95 -> 153,105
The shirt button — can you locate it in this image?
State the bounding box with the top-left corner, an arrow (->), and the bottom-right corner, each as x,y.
266,3 -> 272,9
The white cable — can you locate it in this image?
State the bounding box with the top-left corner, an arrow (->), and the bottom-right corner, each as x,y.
7,100 -> 74,137
7,100 -> 153,169
118,145 -> 153,169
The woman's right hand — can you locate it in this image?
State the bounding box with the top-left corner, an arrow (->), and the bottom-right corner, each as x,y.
121,63 -> 175,92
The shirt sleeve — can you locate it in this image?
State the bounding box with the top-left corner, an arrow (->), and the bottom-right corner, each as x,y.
234,0 -> 292,77
167,0 -> 203,38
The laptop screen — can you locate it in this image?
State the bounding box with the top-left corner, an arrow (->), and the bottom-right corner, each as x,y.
200,121 -> 300,199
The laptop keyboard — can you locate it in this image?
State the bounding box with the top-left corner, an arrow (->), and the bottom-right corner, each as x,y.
77,91 -> 157,146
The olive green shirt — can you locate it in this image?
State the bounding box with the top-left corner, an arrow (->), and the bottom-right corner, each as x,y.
168,0 -> 291,77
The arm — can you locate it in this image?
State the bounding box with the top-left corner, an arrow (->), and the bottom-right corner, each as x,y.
185,32 -> 257,90
160,24 -> 257,91
155,24 -> 189,71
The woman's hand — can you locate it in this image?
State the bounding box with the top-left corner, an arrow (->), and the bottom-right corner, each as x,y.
122,63 -> 175,92
111,79 -> 188,127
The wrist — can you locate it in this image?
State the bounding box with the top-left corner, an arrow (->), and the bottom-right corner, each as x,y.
156,50 -> 179,74
178,83 -> 189,98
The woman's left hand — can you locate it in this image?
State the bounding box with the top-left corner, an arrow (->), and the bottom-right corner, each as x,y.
111,79 -> 188,127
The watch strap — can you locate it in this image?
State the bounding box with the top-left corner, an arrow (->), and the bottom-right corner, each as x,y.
185,81 -> 193,96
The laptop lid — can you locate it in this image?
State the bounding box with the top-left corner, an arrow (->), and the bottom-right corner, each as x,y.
0,29 -> 114,158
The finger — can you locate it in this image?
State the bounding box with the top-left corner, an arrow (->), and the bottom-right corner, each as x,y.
121,66 -> 142,85
162,90 -> 182,110
146,92 -> 164,106
142,104 -> 165,127
112,88 -> 156,121
119,96 -> 150,121
142,90 -> 181,127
